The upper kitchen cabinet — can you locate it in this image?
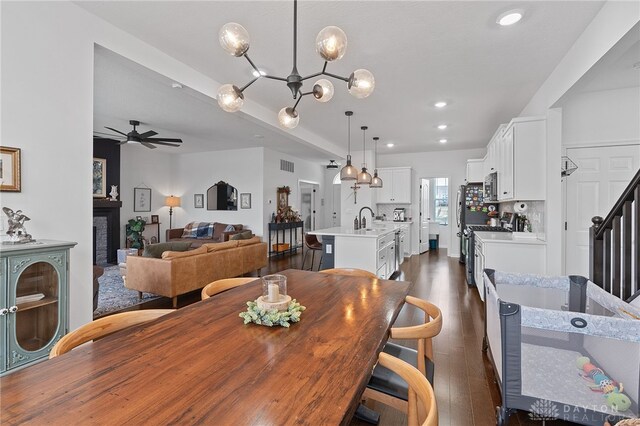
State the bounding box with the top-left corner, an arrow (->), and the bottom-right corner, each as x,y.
484,124 -> 507,178
498,117 -> 546,201
376,167 -> 412,204
466,159 -> 484,183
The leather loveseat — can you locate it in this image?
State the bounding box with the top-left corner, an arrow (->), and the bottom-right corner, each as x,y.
166,222 -> 244,248
125,237 -> 267,307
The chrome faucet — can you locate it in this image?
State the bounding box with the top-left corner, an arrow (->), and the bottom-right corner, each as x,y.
359,207 -> 375,229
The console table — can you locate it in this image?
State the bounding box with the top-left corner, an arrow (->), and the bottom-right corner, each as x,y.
0,240 -> 76,375
268,221 -> 303,258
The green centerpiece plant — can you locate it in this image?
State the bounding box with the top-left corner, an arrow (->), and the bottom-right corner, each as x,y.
126,218 -> 146,249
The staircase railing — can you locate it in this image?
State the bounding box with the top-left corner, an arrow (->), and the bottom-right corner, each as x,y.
589,167 -> 640,301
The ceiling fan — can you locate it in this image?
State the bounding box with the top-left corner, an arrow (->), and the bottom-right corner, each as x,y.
93,120 -> 183,149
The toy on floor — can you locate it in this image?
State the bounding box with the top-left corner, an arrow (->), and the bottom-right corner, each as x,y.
576,356 -> 632,412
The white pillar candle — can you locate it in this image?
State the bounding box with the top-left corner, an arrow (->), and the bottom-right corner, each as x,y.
268,283 -> 280,302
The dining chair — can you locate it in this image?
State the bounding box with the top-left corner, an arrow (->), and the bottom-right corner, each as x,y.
364,296 -> 442,415
376,352 -> 438,426
320,268 -> 377,279
201,277 -> 257,300
301,233 -> 323,271
49,309 -> 175,358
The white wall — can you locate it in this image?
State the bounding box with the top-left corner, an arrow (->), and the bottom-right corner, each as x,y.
262,148 -> 325,240
562,87 -> 640,146
377,148 -> 486,257
119,145 -> 174,246
172,147 -> 264,236
519,1 -> 639,275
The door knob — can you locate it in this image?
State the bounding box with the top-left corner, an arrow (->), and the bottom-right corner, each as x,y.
8,306 -> 18,313
0,308 -> 8,316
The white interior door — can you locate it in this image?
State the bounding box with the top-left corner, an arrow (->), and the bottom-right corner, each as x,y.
420,178 -> 431,253
565,144 -> 640,276
331,176 -> 341,227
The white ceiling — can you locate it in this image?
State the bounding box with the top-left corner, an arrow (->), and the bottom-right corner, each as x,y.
94,46 -> 337,159
84,1 -> 605,156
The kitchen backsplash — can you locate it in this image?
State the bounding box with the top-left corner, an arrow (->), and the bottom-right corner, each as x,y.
376,204 -> 413,221
500,200 -> 545,235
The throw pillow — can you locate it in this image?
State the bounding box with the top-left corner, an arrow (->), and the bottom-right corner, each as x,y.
224,224 -> 235,232
143,242 -> 193,258
229,230 -> 253,240
203,240 -> 239,252
237,236 -> 261,247
161,245 -> 207,259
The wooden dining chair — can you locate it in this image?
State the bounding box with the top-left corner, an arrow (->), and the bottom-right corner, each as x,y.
201,277 -> 257,300
376,352 -> 438,426
49,309 -> 175,358
320,268 -> 377,279
364,296 -> 442,415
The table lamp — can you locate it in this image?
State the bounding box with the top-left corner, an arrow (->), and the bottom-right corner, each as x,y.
165,195 -> 181,229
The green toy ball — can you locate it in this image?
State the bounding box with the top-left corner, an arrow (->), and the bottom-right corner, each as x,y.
606,393 -> 631,412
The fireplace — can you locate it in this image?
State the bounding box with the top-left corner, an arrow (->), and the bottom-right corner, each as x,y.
93,199 -> 122,265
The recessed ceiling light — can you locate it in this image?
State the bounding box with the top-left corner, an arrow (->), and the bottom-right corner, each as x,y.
439,139 -> 448,144
437,124 -> 448,130
497,10 -> 524,26
434,101 -> 447,108
252,69 -> 267,77
386,143 -> 394,148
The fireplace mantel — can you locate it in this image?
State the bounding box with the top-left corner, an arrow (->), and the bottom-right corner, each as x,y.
93,199 -> 122,209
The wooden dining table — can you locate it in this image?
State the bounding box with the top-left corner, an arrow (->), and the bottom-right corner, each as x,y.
1,269 -> 411,425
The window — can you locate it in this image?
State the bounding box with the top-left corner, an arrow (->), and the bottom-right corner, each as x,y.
433,178 -> 448,225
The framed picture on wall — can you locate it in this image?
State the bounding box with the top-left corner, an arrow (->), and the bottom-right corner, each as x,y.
0,147 -> 21,192
92,158 -> 106,198
134,187 -> 152,212
151,215 -> 159,224
240,193 -> 251,209
194,193 -> 204,208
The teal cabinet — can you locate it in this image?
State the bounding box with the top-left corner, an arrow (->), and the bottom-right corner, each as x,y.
0,240 -> 76,375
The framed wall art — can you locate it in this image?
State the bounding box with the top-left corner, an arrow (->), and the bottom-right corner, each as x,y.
194,193 -> 204,208
134,187 -> 152,212
92,158 -> 106,198
151,215 -> 159,224
277,186 -> 290,209
240,193 -> 251,209
0,147 -> 21,192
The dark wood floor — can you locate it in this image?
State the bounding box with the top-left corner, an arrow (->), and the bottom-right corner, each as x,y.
113,249 -> 574,426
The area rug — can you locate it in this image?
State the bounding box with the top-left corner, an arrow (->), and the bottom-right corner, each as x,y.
94,265 -> 160,318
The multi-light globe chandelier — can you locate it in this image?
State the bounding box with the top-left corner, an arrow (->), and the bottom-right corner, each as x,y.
216,0 -> 375,130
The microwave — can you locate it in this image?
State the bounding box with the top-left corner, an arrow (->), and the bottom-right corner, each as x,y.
484,172 -> 498,202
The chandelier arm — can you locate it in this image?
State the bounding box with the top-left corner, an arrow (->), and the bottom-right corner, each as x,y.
243,54 -> 261,73
291,90 -> 306,111
239,77 -> 261,92
263,74 -> 289,82
322,71 -> 350,82
300,62 -> 329,81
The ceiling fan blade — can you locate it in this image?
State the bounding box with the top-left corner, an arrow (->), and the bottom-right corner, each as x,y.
143,138 -> 183,143
104,126 -> 128,136
138,130 -> 158,139
94,130 -> 124,138
140,142 -> 157,149
144,141 -> 182,147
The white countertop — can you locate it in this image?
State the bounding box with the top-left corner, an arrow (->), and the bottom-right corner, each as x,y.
474,231 -> 546,245
374,220 -> 413,225
309,226 -> 398,238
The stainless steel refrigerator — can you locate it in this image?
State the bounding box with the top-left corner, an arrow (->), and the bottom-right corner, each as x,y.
456,184 -> 499,264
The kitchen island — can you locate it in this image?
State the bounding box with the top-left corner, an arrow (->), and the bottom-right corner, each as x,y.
309,223 -> 409,279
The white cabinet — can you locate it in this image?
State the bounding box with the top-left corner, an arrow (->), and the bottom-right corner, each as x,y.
386,240 -> 396,279
498,117 -> 545,201
466,159 -> 484,183
376,167 -> 412,204
484,124 -> 506,180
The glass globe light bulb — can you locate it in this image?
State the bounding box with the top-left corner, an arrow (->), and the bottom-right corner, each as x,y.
278,107 -> 299,130
348,69 -> 375,99
219,22 -> 250,57
313,79 -> 334,103
217,84 -> 244,112
316,26 -> 347,62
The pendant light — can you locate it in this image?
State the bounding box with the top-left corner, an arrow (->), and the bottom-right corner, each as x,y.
340,111 -> 358,180
370,136 -> 383,188
357,126 -> 372,185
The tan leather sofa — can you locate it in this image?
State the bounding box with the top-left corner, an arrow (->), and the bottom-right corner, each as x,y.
125,237 -> 267,307
166,222 -> 243,247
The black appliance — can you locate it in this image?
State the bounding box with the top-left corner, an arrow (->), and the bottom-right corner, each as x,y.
484,172 -> 498,202
465,225 -> 511,286
456,184 -> 499,264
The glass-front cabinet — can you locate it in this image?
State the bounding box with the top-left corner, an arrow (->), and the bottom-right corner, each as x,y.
1,240 -> 76,375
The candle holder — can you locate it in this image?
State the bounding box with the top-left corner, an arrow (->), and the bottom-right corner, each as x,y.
257,274 -> 291,311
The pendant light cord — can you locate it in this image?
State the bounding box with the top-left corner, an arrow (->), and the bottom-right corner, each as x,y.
347,114 -> 351,156
362,127 -> 367,167
293,0 -> 298,71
